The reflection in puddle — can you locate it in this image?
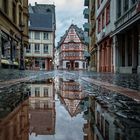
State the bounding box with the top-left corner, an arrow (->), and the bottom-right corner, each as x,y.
83,95 -> 140,140
58,78 -> 87,117
0,76 -> 140,140
28,79 -> 55,136
0,83 -> 29,140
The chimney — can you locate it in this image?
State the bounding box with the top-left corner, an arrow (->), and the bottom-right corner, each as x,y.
35,2 -> 37,5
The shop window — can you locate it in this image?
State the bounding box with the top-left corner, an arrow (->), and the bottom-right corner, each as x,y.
35,59 -> 39,67
106,4 -> 110,25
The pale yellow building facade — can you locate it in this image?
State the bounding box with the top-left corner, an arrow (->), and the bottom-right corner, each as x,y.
0,0 -> 28,69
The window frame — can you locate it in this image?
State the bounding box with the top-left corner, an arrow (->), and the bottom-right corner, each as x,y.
34,32 -> 40,40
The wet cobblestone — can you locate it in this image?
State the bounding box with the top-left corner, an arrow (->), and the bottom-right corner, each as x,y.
61,71 -> 140,91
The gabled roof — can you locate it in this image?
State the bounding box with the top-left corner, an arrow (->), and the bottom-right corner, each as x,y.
57,24 -> 85,47
29,3 -> 56,31
29,13 -> 53,31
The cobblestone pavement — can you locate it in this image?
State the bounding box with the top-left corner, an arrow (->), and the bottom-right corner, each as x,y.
0,69 -> 140,140
60,70 -> 140,91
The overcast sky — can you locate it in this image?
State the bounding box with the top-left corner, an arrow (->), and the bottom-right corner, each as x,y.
29,0 -> 85,46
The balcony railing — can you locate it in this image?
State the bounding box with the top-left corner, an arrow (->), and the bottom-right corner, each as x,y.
83,8 -> 89,19
115,3 -> 138,28
83,22 -> 90,32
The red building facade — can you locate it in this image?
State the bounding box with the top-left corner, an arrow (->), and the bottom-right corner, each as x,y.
58,24 -> 88,70
96,0 -> 114,73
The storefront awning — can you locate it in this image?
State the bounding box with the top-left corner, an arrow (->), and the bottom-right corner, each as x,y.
1,59 -> 10,64
13,61 -> 19,65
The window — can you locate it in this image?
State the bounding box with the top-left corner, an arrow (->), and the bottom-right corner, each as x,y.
13,3 -> 16,23
105,120 -> 109,140
71,29 -> 74,33
26,44 -> 31,53
98,18 -> 101,33
19,8 -> 22,25
66,62 -> 70,68
101,116 -> 104,134
35,32 -> 40,40
43,32 -> 49,40
29,32 -> 31,39
46,8 -> 51,12
97,111 -> 100,128
117,0 -> 122,18
102,12 -> 105,28
44,44 -> 48,53
35,87 -> 40,97
131,0 -> 136,4
75,62 -> 79,68
2,0 -> 8,14
35,59 -> 39,67
44,88 -> 48,97
106,4 -> 110,25
97,0 -> 100,9
124,0 -> 129,12
35,44 -> 40,53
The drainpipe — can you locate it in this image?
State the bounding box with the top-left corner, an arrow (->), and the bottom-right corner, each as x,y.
0,30 -> 1,68
138,25 -> 140,73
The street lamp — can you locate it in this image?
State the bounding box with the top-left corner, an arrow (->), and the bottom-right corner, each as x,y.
19,23 -> 25,70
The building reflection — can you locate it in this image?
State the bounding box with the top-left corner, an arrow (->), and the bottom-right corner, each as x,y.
82,94 -> 140,140
59,78 -> 87,117
0,99 -> 29,140
28,79 -> 56,136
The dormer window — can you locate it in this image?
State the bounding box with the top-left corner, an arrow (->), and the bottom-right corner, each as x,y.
46,9 -> 51,12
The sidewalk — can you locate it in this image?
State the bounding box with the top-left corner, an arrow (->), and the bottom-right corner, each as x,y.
82,77 -> 140,102
0,69 -> 35,89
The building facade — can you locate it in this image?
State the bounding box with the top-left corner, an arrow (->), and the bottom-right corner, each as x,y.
58,24 -> 88,70
0,0 -> 28,69
83,0 -> 97,71
112,0 -> 140,73
96,0 -> 115,73
25,3 -> 56,70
